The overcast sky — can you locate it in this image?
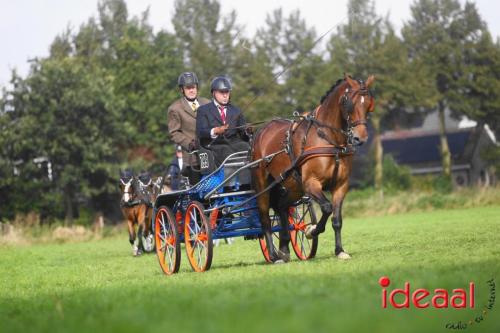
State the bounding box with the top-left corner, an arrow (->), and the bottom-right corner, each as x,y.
1,0 -> 499,89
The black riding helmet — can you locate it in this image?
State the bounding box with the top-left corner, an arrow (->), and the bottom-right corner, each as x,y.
210,76 -> 232,92
178,72 -> 199,87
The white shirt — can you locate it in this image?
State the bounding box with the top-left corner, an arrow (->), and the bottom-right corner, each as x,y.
178,157 -> 183,171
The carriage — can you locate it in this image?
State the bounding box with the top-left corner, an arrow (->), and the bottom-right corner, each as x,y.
153,149 -> 318,275
152,74 -> 375,274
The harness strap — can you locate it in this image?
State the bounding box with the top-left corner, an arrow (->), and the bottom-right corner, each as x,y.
227,145 -> 353,213
121,196 -> 153,208
328,154 -> 341,190
120,199 -> 143,208
295,145 -> 353,168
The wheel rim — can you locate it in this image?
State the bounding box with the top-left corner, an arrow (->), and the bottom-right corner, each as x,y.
184,202 -> 212,272
289,202 -> 318,260
155,207 -> 180,275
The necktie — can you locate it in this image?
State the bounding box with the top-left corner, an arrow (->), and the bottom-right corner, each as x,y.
218,105 -> 226,124
191,102 -> 197,111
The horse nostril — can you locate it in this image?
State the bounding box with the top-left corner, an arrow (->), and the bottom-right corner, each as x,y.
352,137 -> 364,146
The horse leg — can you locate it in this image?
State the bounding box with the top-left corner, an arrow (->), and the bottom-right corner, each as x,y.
258,191 -> 282,263
331,182 -> 351,259
144,206 -> 153,249
127,218 -> 135,246
127,215 -> 139,256
276,204 -> 291,263
255,170 -> 281,263
136,206 -> 146,256
303,179 -> 333,238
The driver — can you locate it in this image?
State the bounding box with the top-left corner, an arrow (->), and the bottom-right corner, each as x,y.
196,76 -> 250,166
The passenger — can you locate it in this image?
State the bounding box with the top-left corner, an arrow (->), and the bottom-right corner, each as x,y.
196,76 -> 250,166
167,72 -> 210,185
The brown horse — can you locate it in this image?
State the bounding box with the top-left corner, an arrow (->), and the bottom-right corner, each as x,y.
119,169 -> 153,256
252,74 -> 375,263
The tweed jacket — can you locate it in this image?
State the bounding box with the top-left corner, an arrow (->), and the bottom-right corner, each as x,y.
167,96 -> 210,166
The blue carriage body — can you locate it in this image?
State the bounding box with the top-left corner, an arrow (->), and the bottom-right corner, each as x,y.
153,151 -> 282,241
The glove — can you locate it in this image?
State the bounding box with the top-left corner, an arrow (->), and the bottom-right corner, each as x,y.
213,124 -> 229,135
188,140 -> 197,151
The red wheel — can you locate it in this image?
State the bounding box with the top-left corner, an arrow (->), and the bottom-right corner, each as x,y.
184,201 -> 213,272
289,201 -> 318,260
155,206 -> 181,275
258,212 -> 280,263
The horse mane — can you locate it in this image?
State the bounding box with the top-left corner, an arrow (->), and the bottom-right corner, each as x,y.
320,78 -> 345,104
319,75 -> 372,106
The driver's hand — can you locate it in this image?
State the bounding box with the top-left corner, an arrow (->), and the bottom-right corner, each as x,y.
214,124 -> 229,135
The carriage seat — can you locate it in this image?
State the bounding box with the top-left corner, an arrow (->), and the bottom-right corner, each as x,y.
222,151 -> 252,190
196,147 -> 251,191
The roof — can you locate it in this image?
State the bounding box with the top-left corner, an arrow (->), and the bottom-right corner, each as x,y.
381,128 -> 473,165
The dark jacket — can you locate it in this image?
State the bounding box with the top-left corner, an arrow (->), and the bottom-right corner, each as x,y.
196,101 -> 247,147
165,157 -> 182,190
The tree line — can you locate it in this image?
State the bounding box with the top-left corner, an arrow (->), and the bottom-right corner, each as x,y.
1,0 -> 499,223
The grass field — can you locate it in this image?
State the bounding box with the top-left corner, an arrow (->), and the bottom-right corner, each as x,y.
1,206 -> 499,333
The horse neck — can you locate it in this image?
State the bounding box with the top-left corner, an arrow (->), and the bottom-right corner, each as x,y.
318,84 -> 345,129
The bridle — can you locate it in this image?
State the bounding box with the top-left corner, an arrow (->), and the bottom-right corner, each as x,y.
136,176 -> 153,207
120,177 -> 135,204
308,79 -> 373,147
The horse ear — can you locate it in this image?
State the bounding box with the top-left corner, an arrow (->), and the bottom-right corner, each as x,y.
366,75 -> 375,88
368,97 -> 375,112
344,73 -> 358,88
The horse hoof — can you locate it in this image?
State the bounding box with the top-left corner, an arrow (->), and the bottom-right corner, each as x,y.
336,251 -> 351,260
273,259 -> 285,264
277,250 -> 290,263
305,225 -> 316,239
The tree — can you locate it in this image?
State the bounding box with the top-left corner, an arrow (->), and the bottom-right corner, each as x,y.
172,0 -> 241,87
451,27 -> 500,139
228,40 -> 281,122
327,0 -> 430,190
402,0 -> 485,180
1,58 -> 122,223
0,0 -> 184,222
255,9 -> 326,115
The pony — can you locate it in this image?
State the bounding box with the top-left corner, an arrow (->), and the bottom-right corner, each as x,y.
252,74 -> 375,263
119,169 -> 154,256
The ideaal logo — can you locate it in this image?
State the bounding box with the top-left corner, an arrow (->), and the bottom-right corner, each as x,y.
379,276 -> 475,309
378,277 -> 496,330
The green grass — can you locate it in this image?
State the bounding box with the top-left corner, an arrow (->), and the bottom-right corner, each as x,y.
1,206 -> 499,333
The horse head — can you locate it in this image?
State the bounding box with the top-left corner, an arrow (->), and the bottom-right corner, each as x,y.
136,171 -> 154,203
341,74 -> 375,146
119,169 -> 136,205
